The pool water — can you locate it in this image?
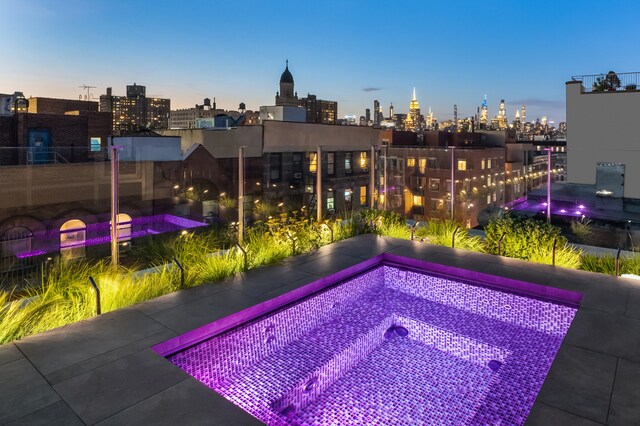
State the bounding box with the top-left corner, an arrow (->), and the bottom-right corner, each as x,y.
167,264 -> 577,425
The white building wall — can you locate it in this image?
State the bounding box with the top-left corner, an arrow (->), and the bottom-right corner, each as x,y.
566,81 -> 640,199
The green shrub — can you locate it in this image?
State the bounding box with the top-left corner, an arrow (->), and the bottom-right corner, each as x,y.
485,217 -> 566,260
580,253 -> 616,275
415,220 -> 485,251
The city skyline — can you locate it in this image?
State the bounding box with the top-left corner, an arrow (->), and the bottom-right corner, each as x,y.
3,0 -> 639,122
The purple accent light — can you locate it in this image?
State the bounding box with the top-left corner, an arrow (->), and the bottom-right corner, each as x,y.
14,214 -> 206,259
160,255 -> 580,425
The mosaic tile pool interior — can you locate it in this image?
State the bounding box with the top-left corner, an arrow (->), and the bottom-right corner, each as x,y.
167,264 -> 578,425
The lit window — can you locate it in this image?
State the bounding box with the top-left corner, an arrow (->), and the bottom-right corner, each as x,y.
413,195 -> 423,206
418,158 -> 426,174
360,186 -> 367,205
360,152 -> 368,169
327,152 -> 335,175
457,159 -> 467,171
327,194 -> 335,211
487,158 -> 492,169
344,189 -> 352,204
481,159 -> 486,170
486,194 -> 491,205
429,178 -> 440,192
90,137 -> 101,152
60,219 -> 86,261
309,153 -> 317,173
345,152 -> 352,172
407,157 -> 415,167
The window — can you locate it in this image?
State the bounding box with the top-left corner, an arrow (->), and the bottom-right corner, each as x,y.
413,195 -> 423,206
327,194 -> 335,211
327,152 -> 335,175
292,153 -> 303,176
269,153 -> 281,181
457,159 -> 467,171
359,152 -> 368,170
90,137 -> 101,152
344,189 -> 352,204
487,175 -> 491,186
60,219 -> 86,261
429,178 -> 440,192
1,226 -> 32,259
493,192 -> 497,202
309,152 -> 317,173
481,159 -> 486,170
418,158 -> 427,174
360,186 -> 367,205
487,158 -> 492,169
430,198 -> 443,211
427,158 -> 438,169
345,152 -> 352,173
486,194 -> 491,205
407,157 -> 415,168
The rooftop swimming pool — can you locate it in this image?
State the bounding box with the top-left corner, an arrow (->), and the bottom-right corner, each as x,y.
156,255 -> 581,425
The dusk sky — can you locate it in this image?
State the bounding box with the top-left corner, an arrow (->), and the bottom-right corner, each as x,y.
2,0 -> 639,123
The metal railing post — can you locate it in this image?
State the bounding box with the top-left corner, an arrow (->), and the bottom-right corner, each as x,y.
497,232 -> 506,256
615,247 -> 622,277
452,226 -> 460,249
88,276 -> 101,315
235,242 -> 248,271
552,238 -> 557,266
173,257 -> 184,288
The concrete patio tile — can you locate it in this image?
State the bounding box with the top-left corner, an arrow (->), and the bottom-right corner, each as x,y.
46,328 -> 177,385
135,280 -> 236,316
96,377 -> 263,426
607,359 -> 640,425
149,288 -> 259,334
293,252 -> 367,276
5,401 -> 83,426
227,265 -> 314,299
0,359 -> 61,424
525,402 -> 604,425
0,343 -> 23,366
15,308 -> 169,376
624,288 -> 640,319
564,309 -> 640,361
481,262 -> 555,286
53,348 -> 187,425
537,344 -> 616,423
261,274 -> 323,300
328,235 -> 398,259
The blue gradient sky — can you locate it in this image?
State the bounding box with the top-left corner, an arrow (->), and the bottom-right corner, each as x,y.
2,0 -> 638,123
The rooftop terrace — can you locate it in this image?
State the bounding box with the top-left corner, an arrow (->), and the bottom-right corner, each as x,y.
1,234 -> 639,425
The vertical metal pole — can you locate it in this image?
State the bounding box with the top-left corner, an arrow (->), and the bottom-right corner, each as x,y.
238,146 -> 245,245
316,145 -> 323,222
383,145 -> 388,210
88,276 -> 101,315
545,148 -> 551,223
450,146 -> 455,221
370,145 -> 376,209
615,247 -> 622,277
110,144 -> 120,271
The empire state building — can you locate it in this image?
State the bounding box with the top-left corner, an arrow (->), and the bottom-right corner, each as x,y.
404,87 -> 423,131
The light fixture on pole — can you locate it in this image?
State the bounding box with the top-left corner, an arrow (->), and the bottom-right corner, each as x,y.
544,147 -> 552,223
370,145 -> 377,209
450,146 -> 456,221
238,146 -> 245,245
383,144 -> 388,210
109,143 -> 123,271
316,145 -> 323,222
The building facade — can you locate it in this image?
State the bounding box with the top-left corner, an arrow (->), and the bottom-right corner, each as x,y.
298,94 -> 337,125
99,84 -> 170,134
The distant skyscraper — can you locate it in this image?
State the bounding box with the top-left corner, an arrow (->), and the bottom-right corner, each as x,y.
373,100 -> 380,125
479,95 -> 488,129
365,108 -> 371,124
389,103 -> 394,120
491,99 -> 508,130
404,87 -> 422,131
275,60 -> 299,107
426,107 -> 434,129
521,105 -> 526,124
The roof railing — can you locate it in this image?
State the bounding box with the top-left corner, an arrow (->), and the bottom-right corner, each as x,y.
571,72 -> 640,93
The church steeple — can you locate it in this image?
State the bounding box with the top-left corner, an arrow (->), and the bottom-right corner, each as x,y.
276,60 -> 298,106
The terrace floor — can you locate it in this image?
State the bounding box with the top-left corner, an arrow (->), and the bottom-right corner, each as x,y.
1,234 -> 639,425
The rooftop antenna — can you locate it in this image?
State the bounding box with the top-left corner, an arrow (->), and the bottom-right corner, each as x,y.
79,84 -> 96,101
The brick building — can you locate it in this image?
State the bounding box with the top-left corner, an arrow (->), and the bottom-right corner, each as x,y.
99,84 -> 170,134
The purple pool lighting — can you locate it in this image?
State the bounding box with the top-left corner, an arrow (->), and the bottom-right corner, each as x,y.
157,254 -> 581,426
